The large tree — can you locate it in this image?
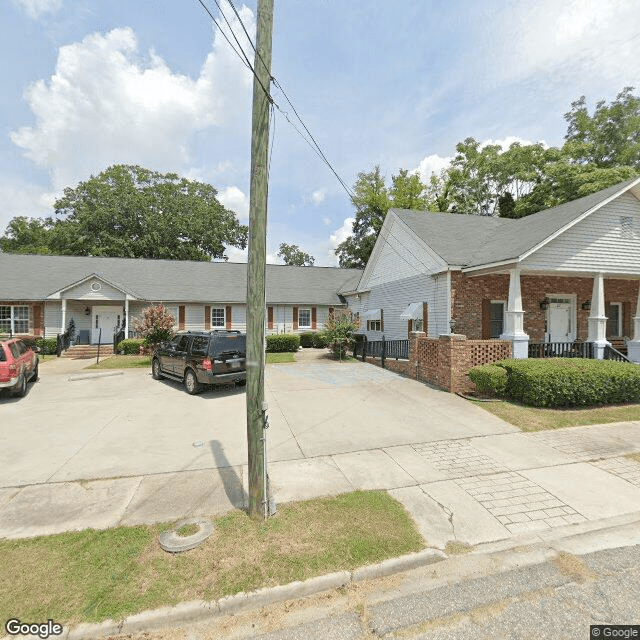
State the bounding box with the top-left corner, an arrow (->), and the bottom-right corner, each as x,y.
0,165 -> 247,261
335,166 -> 431,268
277,242 -> 315,266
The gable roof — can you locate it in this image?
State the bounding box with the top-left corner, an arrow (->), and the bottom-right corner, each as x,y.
393,177 -> 640,270
0,253 -> 362,305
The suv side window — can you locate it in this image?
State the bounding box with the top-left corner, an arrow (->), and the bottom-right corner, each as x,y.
0,345 -> 6,362
190,336 -> 209,356
176,336 -> 190,351
9,343 -> 21,359
16,341 -> 27,355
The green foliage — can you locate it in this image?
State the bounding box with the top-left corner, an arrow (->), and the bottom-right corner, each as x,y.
563,87 -> 640,169
323,309 -> 360,359
468,364 -> 507,396
116,338 -> 146,355
496,358 -> 640,408
300,331 -> 329,348
35,337 -> 57,355
266,333 -> 300,353
277,243 -> 315,266
132,305 -> 176,347
0,165 -> 247,260
335,166 -> 431,268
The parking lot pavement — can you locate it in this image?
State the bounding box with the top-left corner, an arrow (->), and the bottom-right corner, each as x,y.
2,357 -> 640,547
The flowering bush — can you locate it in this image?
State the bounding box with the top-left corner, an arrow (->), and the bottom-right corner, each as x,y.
324,309 -> 360,360
132,305 -> 176,348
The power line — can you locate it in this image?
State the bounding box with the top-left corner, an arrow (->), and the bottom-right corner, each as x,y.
194,0 -> 354,200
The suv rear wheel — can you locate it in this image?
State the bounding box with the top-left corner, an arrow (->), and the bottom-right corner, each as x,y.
152,358 -> 164,380
184,368 -> 202,395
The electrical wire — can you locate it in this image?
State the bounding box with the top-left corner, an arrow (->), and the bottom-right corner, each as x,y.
195,0 -> 354,200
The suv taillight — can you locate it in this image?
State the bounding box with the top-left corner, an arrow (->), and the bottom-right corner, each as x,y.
202,357 -> 212,371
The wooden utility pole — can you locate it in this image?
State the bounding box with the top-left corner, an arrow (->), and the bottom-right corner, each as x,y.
245,0 -> 274,520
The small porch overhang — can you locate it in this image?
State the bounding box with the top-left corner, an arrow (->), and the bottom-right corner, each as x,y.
46,273 -> 139,301
400,302 -> 423,320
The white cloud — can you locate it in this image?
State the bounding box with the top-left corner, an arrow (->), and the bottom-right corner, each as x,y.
311,189 -> 326,205
222,245 -> 247,263
323,217 -> 355,265
0,181 -> 56,232
415,154 -> 451,181
322,216 -> 332,226
13,0 -> 62,19
11,2 -> 255,192
218,186 -> 250,221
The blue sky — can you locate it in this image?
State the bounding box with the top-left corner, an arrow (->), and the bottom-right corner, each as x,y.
1,0 -> 639,265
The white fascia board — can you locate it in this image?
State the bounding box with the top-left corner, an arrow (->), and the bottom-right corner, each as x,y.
462,259 -> 519,274
47,272 -> 138,299
519,177 -> 640,262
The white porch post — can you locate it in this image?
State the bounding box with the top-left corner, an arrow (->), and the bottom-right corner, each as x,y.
124,298 -> 129,338
61,298 -> 67,335
587,272 -> 609,359
627,282 -> 640,364
500,267 -> 529,359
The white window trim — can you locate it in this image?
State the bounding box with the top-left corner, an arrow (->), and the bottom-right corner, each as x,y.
211,306 -> 225,328
298,308 -> 311,329
0,305 -> 29,334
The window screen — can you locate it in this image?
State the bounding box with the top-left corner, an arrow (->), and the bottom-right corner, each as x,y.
298,309 -> 311,327
211,308 -> 225,327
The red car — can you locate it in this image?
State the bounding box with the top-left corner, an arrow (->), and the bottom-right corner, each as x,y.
0,338 -> 39,397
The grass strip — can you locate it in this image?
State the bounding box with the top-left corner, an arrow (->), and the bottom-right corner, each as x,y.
86,356 -> 152,369
474,399 -> 640,431
266,352 -> 296,363
0,490 -> 423,626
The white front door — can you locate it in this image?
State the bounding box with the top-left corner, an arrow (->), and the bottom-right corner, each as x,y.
92,306 -> 121,344
547,301 -> 573,343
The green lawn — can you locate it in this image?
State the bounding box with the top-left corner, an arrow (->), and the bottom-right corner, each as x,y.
266,351 -> 296,363
474,399 -> 640,431
0,491 -> 423,626
86,355 -> 152,369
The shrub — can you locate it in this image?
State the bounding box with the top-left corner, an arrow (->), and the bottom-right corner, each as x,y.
266,333 -> 300,353
35,337 -> 58,355
324,309 -> 360,359
132,305 -> 176,347
299,332 -> 315,348
497,358 -> 640,408
468,364 -> 507,396
116,338 -> 146,355
299,331 -> 329,348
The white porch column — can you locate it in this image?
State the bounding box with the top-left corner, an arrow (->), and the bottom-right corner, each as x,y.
627,282 -> 640,364
61,298 -> 67,335
500,267 -> 529,359
124,298 -> 129,338
587,272 -> 609,359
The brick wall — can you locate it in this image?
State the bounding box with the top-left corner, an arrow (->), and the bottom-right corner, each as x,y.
363,332 -> 512,393
451,272 -> 639,342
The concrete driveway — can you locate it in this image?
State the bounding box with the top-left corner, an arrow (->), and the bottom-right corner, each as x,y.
3,353 -> 640,547
0,354 -> 514,487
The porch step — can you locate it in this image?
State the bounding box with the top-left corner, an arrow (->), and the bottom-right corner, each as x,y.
610,339 -> 628,355
61,344 -> 114,359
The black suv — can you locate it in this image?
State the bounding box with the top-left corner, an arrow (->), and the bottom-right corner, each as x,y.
152,331 -> 247,394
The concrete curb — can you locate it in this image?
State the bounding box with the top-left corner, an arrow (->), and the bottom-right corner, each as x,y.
60,549 -> 445,639
67,371 -> 124,381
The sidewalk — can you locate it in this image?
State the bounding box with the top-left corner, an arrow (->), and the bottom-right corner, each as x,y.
2,418 -> 640,546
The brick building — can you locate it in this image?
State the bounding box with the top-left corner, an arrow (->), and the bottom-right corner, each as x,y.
345,177 -> 640,366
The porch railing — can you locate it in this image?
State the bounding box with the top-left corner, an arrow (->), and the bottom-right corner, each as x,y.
353,335 -> 409,365
604,344 -> 631,363
56,330 -> 71,357
528,341 -> 594,359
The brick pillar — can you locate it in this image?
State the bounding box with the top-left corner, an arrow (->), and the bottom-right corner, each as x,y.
438,333 -> 467,392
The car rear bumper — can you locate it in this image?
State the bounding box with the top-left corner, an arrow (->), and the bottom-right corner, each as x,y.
0,374 -> 20,389
198,370 -> 246,385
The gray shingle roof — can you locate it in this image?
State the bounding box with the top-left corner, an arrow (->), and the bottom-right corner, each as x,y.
0,253 -> 362,305
394,177 -> 640,269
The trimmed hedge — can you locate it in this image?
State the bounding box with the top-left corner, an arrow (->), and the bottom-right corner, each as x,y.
116,338 -> 146,355
300,331 -> 329,348
266,333 -> 300,353
496,358 -> 640,408
468,364 -> 507,396
35,337 -> 58,355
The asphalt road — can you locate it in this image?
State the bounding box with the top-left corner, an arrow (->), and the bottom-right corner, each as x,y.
101,537 -> 640,640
